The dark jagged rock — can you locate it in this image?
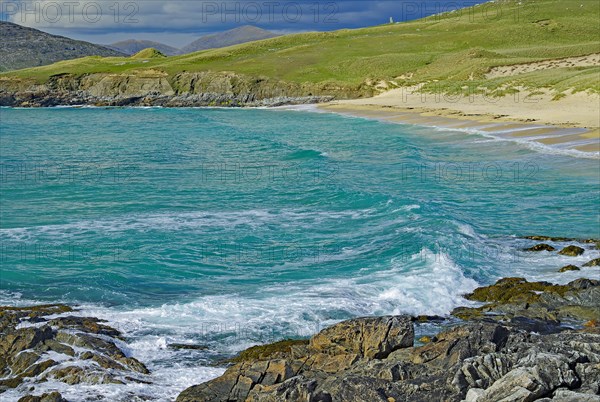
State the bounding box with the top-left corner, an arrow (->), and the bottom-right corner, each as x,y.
463,277 -> 568,304
525,243 -> 555,252
508,316 -> 564,334
48,316 -> 122,338
559,264 -> 580,272
558,245 -> 585,256
583,258 -> 600,267
178,316 -> 415,402
568,278 -> 600,289
178,316 -> 600,402
523,235 -> 599,244
0,304 -> 150,394
227,339 -> 308,363
309,316 -> 413,359
177,278 -> 600,402
411,315 -> 447,323
18,391 -> 67,402
452,277 -> 600,323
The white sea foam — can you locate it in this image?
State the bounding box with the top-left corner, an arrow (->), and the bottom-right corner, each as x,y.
5,235 -> 598,401
312,107 -> 599,160
79,246 -> 482,348
429,125 -> 600,160
456,222 -> 478,239
270,104 -> 325,113
0,208 -> 380,240
504,244 -> 600,284
1,366 -> 225,402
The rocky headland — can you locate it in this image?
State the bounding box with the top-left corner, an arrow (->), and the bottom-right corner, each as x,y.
0,71 -> 373,108
1,241 -> 599,401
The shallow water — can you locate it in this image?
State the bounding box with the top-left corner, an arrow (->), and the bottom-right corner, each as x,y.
1,107 -> 599,400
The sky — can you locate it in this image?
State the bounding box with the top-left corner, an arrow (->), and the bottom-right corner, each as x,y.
1,0 -> 483,47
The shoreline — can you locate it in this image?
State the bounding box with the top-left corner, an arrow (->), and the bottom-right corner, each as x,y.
3,239 -> 599,401
4,276 -> 599,402
6,99 -> 599,157
317,90 -> 600,156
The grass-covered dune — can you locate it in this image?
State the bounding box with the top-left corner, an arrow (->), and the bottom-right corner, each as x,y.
2,0 -> 599,97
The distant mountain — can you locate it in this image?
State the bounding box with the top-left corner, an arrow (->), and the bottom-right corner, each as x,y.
180,26 -> 279,54
108,40 -> 180,56
0,21 -> 125,72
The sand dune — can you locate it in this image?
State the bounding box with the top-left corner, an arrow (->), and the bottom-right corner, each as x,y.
486,53 -> 600,79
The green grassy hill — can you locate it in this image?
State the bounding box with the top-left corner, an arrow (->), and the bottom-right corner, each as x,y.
3,0 -> 599,96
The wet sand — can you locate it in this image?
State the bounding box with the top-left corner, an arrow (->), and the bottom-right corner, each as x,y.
318,97 -> 600,156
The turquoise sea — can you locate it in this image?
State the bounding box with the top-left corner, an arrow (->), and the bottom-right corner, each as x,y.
1,107 -> 599,400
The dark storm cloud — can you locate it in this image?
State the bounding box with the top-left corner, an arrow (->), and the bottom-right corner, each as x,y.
0,0 -> 482,46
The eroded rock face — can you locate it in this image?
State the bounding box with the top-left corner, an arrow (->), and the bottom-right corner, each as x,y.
178,316 -> 415,402
0,71 -> 373,107
0,304 -> 150,398
452,277 -> 600,324
309,315 -> 413,359
177,278 -> 600,402
17,391 -> 67,402
178,319 -> 600,402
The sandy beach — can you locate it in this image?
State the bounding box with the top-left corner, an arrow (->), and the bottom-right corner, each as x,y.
319,88 -> 600,155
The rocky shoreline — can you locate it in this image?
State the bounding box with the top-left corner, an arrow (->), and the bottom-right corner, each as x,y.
0,304 -> 151,401
2,277 -> 598,401
0,72 -> 373,108
175,277 -> 600,402
1,241 -> 599,402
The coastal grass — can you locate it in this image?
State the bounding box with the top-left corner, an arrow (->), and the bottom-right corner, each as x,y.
3,0 -> 600,95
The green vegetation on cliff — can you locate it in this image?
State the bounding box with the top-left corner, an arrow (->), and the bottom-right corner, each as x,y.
2,0 -> 599,95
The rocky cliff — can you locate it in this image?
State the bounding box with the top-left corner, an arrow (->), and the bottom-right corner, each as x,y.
0,71 -> 373,108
